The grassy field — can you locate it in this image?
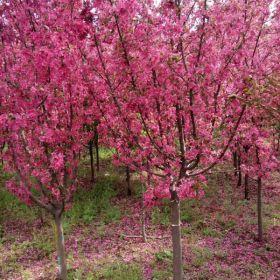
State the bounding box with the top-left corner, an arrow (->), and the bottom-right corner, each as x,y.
0,149 -> 279,280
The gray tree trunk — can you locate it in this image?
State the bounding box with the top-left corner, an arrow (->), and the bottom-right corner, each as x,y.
54,213 -> 67,280
170,189 -> 183,280
126,166 -> 132,196
257,177 -> 263,242
244,173 -> 249,200
89,140 -> 95,183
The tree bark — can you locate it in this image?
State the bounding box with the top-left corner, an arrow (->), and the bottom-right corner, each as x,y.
244,173 -> 249,200
170,189 -> 183,280
141,182 -> 147,243
257,176 -> 263,242
94,127 -> 100,172
54,212 -> 67,280
233,151 -> 238,177
126,166 -> 132,196
237,154 -> 242,187
38,208 -> 44,227
89,140 -> 95,183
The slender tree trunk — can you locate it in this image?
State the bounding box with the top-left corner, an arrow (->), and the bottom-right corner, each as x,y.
237,154 -> 242,187
170,189 -> 183,280
38,208 -> 44,227
0,142 -> 5,165
54,212 -> 67,280
94,127 -> 100,172
244,173 -> 249,200
257,176 -> 263,242
89,140 -> 95,183
141,183 -> 147,243
126,166 -> 132,196
233,151 -> 238,177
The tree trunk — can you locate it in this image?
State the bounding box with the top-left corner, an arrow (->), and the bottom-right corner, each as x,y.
38,208 -> 44,227
257,176 -> 263,242
233,151 -> 238,176
89,140 -> 95,183
141,182 -> 147,243
244,173 -> 249,200
237,154 -> 242,187
94,127 -> 100,172
170,189 -> 183,280
54,213 -> 67,280
126,166 -> 132,196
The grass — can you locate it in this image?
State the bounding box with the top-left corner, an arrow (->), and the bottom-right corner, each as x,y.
65,173 -> 121,227
0,187 -> 38,222
190,246 -> 214,267
155,250 -> 172,263
202,227 -> 222,238
151,205 -> 170,225
80,262 -> 142,280
0,152 -> 279,280
152,269 -> 172,280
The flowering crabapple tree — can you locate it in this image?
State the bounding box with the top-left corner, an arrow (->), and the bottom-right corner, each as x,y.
88,0 -> 280,279
0,1 -> 91,279
243,133 -> 278,241
232,118 -> 279,240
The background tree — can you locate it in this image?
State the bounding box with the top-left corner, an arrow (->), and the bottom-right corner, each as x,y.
0,1 -> 91,279
88,0 -> 279,279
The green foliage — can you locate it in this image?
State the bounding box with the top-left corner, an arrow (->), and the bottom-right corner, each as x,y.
181,225 -> 194,236
90,262 -> 142,280
275,202 -> 280,211
152,269 -> 172,280
0,185 -> 37,222
193,219 -> 207,230
180,199 -> 201,223
191,246 -> 213,267
31,231 -> 54,257
215,264 -> 234,277
0,166 -> 38,223
246,263 -> 262,275
151,205 -> 170,225
132,180 -> 145,199
21,270 -> 35,280
96,223 -> 106,237
68,268 -> 84,280
86,273 -> 95,280
99,147 -> 116,160
65,174 -> 120,225
202,227 -> 221,238
216,215 -> 236,231
214,250 -> 228,259
155,250 -> 172,262
103,206 -> 121,224
67,263 -> 141,280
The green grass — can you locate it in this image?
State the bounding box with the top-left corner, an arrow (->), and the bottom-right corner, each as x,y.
99,147 -> 116,160
191,246 -> 214,267
31,229 -> 54,257
85,262 -> 142,280
66,256 -> 142,280
181,199 -> 202,223
202,227 -> 222,238
65,174 -> 121,226
151,205 -> 170,225
0,186 -> 38,222
152,269 -> 172,280
155,250 -> 173,263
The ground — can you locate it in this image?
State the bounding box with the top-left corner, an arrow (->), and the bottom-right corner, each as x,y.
0,149 -> 279,280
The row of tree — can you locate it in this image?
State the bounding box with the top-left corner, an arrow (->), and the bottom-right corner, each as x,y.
0,1 -> 280,279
